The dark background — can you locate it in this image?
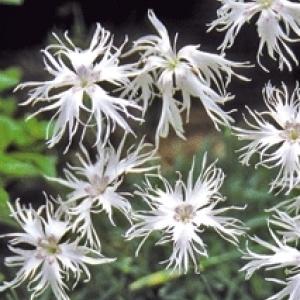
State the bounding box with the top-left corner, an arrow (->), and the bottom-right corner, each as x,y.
1,0 -> 300,108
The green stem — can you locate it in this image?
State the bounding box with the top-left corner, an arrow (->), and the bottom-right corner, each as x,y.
200,273 -> 218,300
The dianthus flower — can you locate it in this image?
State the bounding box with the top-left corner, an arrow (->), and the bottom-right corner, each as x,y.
125,10 -> 249,144
17,24 -> 141,151
0,197 -> 115,300
48,137 -> 157,249
242,214 -> 300,300
208,0 -> 300,71
235,82 -> 300,194
126,154 -> 245,273
270,210 -> 300,242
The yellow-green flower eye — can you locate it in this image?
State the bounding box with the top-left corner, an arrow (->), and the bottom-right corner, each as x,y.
258,0 -> 274,9
39,236 -> 61,255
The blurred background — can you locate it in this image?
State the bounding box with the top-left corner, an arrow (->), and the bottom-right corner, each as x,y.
0,0 -> 298,299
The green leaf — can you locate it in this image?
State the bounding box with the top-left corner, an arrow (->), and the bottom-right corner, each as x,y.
0,116 -> 19,151
0,153 -> 40,176
0,97 -> 16,115
129,270 -> 180,291
0,187 -> 15,226
0,67 -> 22,91
0,0 -> 23,5
0,152 -> 56,177
0,115 -> 34,150
245,215 -> 268,230
0,116 -> 48,151
10,152 -> 57,177
13,121 -> 41,147
23,117 -> 49,140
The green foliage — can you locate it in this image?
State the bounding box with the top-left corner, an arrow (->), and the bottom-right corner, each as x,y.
0,68 -> 56,226
0,0 -> 24,5
0,187 -> 14,226
35,130 -> 286,300
0,68 -> 22,91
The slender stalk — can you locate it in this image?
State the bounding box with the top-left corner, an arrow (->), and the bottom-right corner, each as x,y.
200,273 -> 218,300
7,289 -> 20,300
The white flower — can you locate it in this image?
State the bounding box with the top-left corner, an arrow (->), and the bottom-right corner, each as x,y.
235,82 -> 300,194
273,196 -> 300,214
241,221 -> 300,300
126,154 -> 245,274
16,24 -> 141,151
267,274 -> 300,300
0,197 -> 115,300
124,10 -> 249,144
208,0 -> 300,71
48,136 -> 158,249
242,225 -> 300,278
270,210 -> 300,242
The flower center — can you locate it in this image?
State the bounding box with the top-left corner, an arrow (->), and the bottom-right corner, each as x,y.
86,175 -> 110,196
166,58 -> 179,71
174,204 -> 196,223
283,122 -> 300,142
77,65 -> 95,88
39,236 -> 60,255
258,0 -> 274,8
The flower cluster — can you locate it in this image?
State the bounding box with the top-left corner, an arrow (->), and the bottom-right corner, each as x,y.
234,81 -> 300,299
0,197 -> 115,300
235,82 -> 300,194
3,2 -> 300,299
1,10 -> 250,299
235,83 -> 300,300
